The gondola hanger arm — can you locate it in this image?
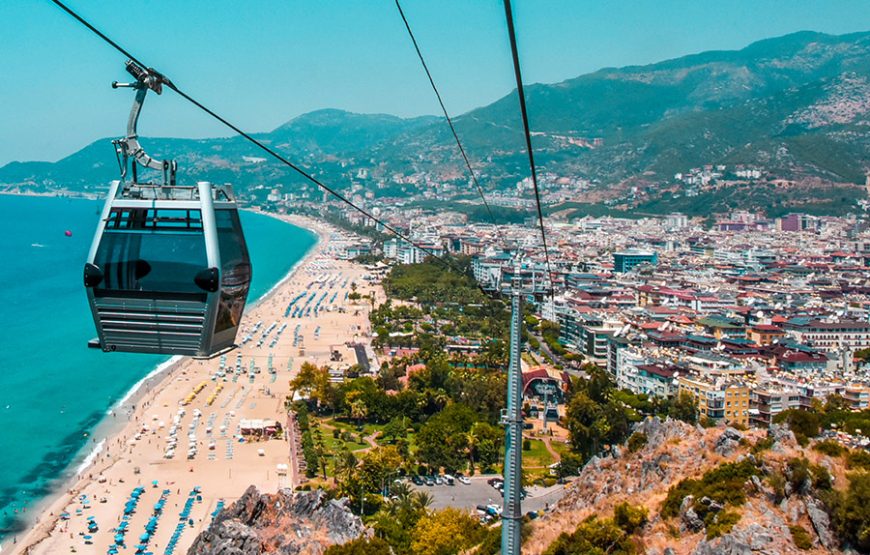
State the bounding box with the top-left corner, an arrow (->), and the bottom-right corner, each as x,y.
112,60 -> 177,185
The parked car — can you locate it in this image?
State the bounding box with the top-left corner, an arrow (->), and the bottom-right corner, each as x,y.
424,476 -> 435,487
458,475 -> 471,485
443,474 -> 455,486
434,476 -> 444,486
411,475 -> 424,486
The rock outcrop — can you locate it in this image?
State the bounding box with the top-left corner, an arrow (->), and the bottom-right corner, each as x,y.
526,418 -> 845,555
187,486 -> 365,555
715,428 -> 744,457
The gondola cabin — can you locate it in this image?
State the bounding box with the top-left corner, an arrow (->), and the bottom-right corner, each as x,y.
84,181 -> 251,356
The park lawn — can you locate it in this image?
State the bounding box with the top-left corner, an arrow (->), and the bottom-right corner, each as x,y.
324,417 -> 386,438
550,440 -> 571,458
320,430 -> 370,453
522,439 -> 557,469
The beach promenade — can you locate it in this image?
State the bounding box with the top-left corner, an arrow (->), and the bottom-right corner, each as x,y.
12,215 -> 382,555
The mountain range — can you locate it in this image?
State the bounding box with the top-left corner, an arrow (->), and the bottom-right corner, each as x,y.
3,30 -> 869,215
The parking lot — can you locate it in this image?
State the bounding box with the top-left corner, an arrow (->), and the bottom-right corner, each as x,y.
406,475 -> 567,515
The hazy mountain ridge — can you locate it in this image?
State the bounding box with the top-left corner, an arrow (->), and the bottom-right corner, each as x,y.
2,30 -> 869,212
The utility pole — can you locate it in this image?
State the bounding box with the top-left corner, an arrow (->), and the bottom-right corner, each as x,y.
501,260 -> 524,555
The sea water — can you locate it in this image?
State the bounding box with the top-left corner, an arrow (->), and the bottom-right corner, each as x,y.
0,195 -> 316,538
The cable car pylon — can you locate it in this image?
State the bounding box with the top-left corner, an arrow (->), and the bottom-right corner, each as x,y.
501,257 -> 525,555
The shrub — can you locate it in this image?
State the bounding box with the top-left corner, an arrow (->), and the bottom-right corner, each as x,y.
752,436 -> 775,454
828,471 -> 870,552
813,439 -> 845,457
613,502 -> 648,533
627,432 -> 648,453
787,458 -> 811,494
324,536 -> 392,555
846,449 -> 870,470
544,514 -> 641,555
810,463 -> 833,490
768,470 -> 787,503
662,459 -> 760,521
773,410 -> 820,446
706,510 -> 741,539
523,439 -> 532,451
699,416 -> 718,429
789,525 -> 813,550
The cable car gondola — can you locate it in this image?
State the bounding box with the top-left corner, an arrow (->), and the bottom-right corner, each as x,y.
84,61 -> 252,357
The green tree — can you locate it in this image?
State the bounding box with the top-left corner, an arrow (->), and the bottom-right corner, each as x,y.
348,395 -> 369,430
409,507 -> 487,555
416,404 -> 476,472
468,421 -> 503,472
565,392 -> 602,458
668,391 -> 699,424
381,416 -> 409,444
558,452 -> 583,477
290,362 -> 328,404
773,409 -> 820,445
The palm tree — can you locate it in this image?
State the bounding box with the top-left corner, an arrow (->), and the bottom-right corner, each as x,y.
349,398 -> 368,431
390,481 -> 412,502
333,448 -> 357,488
412,491 -> 434,511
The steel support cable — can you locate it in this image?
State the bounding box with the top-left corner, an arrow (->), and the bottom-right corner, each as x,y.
394,0 -> 502,237
502,0 -> 554,293
49,0 -> 475,280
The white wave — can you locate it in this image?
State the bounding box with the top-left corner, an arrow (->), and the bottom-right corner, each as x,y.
75,438 -> 105,474
107,355 -> 182,414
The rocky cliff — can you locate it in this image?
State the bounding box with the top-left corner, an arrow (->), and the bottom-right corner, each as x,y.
187,486 -> 365,555
528,418 -> 848,554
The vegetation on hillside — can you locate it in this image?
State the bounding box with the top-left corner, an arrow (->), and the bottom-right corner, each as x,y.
544,502 -> 648,555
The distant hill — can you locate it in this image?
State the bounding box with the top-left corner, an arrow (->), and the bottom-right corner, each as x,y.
2,30 -> 869,214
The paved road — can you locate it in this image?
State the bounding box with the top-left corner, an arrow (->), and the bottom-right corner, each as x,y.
406,475 -> 567,515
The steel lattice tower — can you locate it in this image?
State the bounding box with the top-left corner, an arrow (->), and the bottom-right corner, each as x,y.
501,266 -> 524,555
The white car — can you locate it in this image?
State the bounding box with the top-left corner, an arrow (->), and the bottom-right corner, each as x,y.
458,476 -> 471,485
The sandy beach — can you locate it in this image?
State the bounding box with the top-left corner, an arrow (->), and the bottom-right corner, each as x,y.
9,214 -> 382,555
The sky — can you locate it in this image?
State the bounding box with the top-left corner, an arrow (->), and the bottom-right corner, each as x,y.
1,1 -> 869,165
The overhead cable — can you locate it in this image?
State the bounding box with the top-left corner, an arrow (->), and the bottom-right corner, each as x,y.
502,0 -> 555,292
394,0 -> 502,236
49,0 -> 473,278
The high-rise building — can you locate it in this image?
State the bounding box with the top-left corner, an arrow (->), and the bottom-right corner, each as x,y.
613,250 -> 658,273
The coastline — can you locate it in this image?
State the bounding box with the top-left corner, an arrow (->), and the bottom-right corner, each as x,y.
6,210 -> 338,554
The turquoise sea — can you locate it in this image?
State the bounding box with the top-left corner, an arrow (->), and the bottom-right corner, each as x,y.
0,195 -> 316,539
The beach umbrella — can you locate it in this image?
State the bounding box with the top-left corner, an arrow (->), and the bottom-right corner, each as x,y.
152,480 -> 158,487
140,532 -> 150,541
84,535 -> 93,540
